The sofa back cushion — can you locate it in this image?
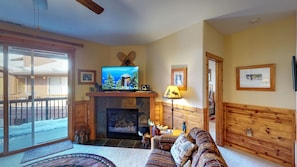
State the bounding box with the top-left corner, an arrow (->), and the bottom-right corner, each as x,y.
188,127 -> 206,142
191,130 -> 228,167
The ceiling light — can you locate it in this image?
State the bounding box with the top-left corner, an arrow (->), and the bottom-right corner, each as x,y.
249,18 -> 261,24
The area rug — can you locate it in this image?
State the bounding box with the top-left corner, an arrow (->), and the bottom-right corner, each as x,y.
23,153 -> 116,167
21,140 -> 73,163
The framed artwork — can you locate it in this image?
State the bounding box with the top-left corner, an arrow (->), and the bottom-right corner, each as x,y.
171,67 -> 187,90
236,64 -> 275,91
78,69 -> 96,84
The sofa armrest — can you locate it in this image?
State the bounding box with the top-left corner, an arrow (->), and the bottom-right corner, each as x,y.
151,136 -> 161,149
151,135 -> 179,150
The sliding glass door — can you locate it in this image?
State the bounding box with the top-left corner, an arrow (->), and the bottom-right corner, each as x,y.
0,46 -> 3,153
4,46 -> 69,152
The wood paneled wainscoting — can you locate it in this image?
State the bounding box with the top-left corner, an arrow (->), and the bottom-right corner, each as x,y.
160,102 -> 206,130
224,102 -> 295,167
72,100 -> 206,140
72,101 -> 90,140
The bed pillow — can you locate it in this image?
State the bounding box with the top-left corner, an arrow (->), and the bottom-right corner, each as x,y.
170,134 -> 197,166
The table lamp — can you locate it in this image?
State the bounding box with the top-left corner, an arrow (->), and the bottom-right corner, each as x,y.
163,85 -> 182,129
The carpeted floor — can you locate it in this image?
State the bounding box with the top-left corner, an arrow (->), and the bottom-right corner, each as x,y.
21,138 -> 147,165
0,137 -> 284,167
21,140 -> 73,163
84,138 -> 149,149
0,123 -> 284,167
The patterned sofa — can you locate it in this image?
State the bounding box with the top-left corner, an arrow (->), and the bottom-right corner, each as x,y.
145,127 -> 227,167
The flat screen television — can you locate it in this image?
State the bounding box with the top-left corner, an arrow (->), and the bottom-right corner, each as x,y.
101,66 -> 139,91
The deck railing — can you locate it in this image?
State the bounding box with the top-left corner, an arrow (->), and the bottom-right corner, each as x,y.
0,97 -> 68,125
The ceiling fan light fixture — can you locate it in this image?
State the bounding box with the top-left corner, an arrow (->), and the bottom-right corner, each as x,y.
76,0 -> 104,14
32,0 -> 48,10
249,18 -> 260,24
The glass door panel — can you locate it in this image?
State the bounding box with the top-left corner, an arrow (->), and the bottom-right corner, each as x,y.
33,50 -> 68,144
8,47 -> 33,151
0,46 -> 3,153
7,46 -> 68,151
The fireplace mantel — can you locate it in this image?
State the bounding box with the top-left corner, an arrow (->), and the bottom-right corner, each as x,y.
86,91 -> 158,98
86,91 -> 158,140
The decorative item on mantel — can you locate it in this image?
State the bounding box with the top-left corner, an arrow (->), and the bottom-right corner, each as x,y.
148,119 -> 168,134
182,121 -> 187,133
117,51 -> 136,66
163,85 -> 182,129
94,82 -> 102,92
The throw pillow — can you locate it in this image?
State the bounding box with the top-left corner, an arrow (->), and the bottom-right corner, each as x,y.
170,134 -> 197,167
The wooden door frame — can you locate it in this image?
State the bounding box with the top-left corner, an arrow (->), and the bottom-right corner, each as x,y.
206,52 -> 224,146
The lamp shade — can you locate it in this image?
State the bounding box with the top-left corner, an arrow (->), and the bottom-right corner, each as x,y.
163,85 -> 182,99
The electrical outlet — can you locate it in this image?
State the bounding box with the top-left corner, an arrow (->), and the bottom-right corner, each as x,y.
246,128 -> 253,137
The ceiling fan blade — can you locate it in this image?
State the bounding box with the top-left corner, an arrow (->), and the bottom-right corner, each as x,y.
76,0 -> 104,14
32,0 -> 48,10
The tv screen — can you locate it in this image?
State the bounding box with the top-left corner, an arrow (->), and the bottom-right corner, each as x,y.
101,66 -> 139,91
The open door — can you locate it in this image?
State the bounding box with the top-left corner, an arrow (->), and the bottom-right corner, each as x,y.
206,52 -> 224,146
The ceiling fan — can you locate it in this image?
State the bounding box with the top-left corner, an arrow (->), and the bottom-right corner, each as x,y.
76,0 -> 104,14
32,0 -> 104,14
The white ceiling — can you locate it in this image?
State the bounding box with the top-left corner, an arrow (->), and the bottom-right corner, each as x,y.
0,0 -> 296,46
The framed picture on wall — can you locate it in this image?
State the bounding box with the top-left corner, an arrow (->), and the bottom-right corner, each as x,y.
78,69 -> 96,84
236,64 -> 275,91
171,67 -> 187,90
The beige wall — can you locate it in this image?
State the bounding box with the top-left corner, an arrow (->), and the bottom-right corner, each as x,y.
146,15 -> 296,110
75,44 -> 148,100
1,15 -> 296,110
74,41 -> 110,100
146,22 -> 204,107
203,22 -> 225,57
108,46 -> 147,85
203,22 -> 225,106
70,44 -> 150,100
224,15 -> 296,109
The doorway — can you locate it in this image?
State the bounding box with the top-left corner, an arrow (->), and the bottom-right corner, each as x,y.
206,52 -> 224,146
0,45 -> 70,154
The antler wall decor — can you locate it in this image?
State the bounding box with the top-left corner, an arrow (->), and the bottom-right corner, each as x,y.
117,51 -> 136,66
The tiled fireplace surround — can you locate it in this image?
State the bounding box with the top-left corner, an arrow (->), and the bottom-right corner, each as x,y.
87,92 -> 158,140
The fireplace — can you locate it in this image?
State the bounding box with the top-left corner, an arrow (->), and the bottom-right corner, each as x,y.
106,108 -> 140,139
90,93 -> 157,140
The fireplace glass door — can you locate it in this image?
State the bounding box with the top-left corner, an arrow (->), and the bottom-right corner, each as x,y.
106,108 -> 139,139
